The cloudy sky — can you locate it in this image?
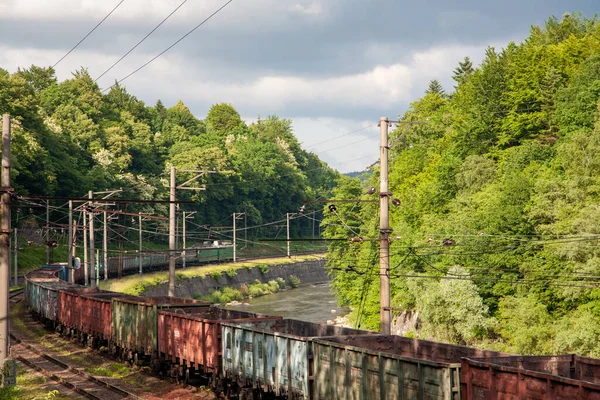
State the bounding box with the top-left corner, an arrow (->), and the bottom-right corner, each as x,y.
0,1 -> 596,172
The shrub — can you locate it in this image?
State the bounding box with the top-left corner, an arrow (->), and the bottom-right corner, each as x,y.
210,271 -> 222,280
276,277 -> 286,289
288,275 -> 301,288
258,264 -> 269,275
225,269 -> 237,278
239,283 -> 249,296
268,280 -> 279,292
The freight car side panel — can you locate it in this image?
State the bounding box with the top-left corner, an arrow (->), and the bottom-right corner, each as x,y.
222,319 -> 371,398
462,358 -> 600,400
112,297 -> 208,356
39,283 -> 72,322
58,288 -> 103,330
313,340 -> 459,400
81,293 -> 136,340
158,308 -> 278,371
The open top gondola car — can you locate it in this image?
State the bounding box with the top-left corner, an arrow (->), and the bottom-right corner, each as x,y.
112,296 -> 210,358
221,318 -> 373,399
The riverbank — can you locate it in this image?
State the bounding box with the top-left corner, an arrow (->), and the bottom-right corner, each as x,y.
98,255 -> 327,297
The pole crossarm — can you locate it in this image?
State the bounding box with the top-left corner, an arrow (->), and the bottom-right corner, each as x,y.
176,170 -> 216,190
88,208 -> 168,221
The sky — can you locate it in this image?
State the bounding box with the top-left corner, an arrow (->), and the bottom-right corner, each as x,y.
0,1 -> 597,172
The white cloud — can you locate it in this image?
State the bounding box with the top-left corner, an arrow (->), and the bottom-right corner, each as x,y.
290,2 -> 323,16
0,40 -> 492,172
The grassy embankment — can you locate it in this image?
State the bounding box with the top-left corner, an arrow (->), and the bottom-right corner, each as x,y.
98,254 -> 321,297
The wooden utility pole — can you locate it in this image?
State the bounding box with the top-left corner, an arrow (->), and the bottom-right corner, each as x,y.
138,214 -> 142,276
83,209 -> 88,285
103,210 -> 108,280
88,191 -> 96,288
168,167 -> 215,296
168,166 -> 176,296
286,213 -> 291,258
45,200 -> 49,264
13,229 -> 17,286
0,114 -> 12,369
68,200 -> 73,282
379,116 -> 391,335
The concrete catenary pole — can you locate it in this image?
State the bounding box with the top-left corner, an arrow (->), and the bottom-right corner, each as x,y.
286,213 -> 291,258
168,166 -> 176,296
103,210 -> 108,280
182,211 -> 187,269
68,200 -> 73,283
88,191 -> 96,288
83,209 -> 88,285
138,214 -> 142,276
379,117 -> 391,335
13,229 -> 17,286
0,114 -> 12,366
45,200 -> 49,264
233,213 -> 237,262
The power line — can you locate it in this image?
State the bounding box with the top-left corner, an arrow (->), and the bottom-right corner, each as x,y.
303,124 -> 377,150
94,0 -> 189,83
53,0 -> 126,68
101,0 -> 233,93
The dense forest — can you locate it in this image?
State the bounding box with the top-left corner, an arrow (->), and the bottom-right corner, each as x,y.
324,14 -> 600,356
0,66 -> 339,241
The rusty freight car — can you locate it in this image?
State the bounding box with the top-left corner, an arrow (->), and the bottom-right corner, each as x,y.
461,356 -> 600,399
111,296 -> 210,358
157,307 -> 281,383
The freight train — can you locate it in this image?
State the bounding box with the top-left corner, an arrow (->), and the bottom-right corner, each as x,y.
24,266 -> 600,399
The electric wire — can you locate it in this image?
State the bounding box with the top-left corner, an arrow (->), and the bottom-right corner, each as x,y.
94,0 -> 189,83
101,0 -> 233,93
53,0 -> 126,68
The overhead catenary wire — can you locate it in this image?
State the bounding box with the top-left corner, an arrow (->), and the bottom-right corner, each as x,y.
53,0 -> 126,68
94,0 -> 189,83
102,0 -> 233,93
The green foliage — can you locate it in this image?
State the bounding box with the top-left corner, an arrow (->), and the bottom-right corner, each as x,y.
0,65 -> 337,252
257,264 -> 269,274
324,14 -> 600,356
288,275 -> 301,288
225,269 -> 238,278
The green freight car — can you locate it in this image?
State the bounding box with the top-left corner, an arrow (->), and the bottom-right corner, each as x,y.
313,335 -> 507,400
111,296 -> 209,358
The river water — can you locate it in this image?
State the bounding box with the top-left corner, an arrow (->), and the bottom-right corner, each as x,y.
226,283 -> 350,324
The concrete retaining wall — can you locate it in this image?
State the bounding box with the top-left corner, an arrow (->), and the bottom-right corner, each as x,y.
144,259 -> 328,298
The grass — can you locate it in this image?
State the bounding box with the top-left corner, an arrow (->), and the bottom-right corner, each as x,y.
85,363 -> 130,378
99,254 -> 321,295
0,363 -> 72,400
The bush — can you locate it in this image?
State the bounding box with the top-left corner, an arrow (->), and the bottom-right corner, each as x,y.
258,264 -> 269,275
210,271 -> 222,280
239,283 -> 249,296
288,275 -> 301,288
268,280 -> 279,292
276,277 -> 286,289
225,269 -> 237,278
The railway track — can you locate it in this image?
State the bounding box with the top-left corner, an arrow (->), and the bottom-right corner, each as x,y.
10,333 -> 144,400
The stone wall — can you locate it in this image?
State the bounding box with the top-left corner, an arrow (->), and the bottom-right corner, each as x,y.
144,259 -> 328,298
